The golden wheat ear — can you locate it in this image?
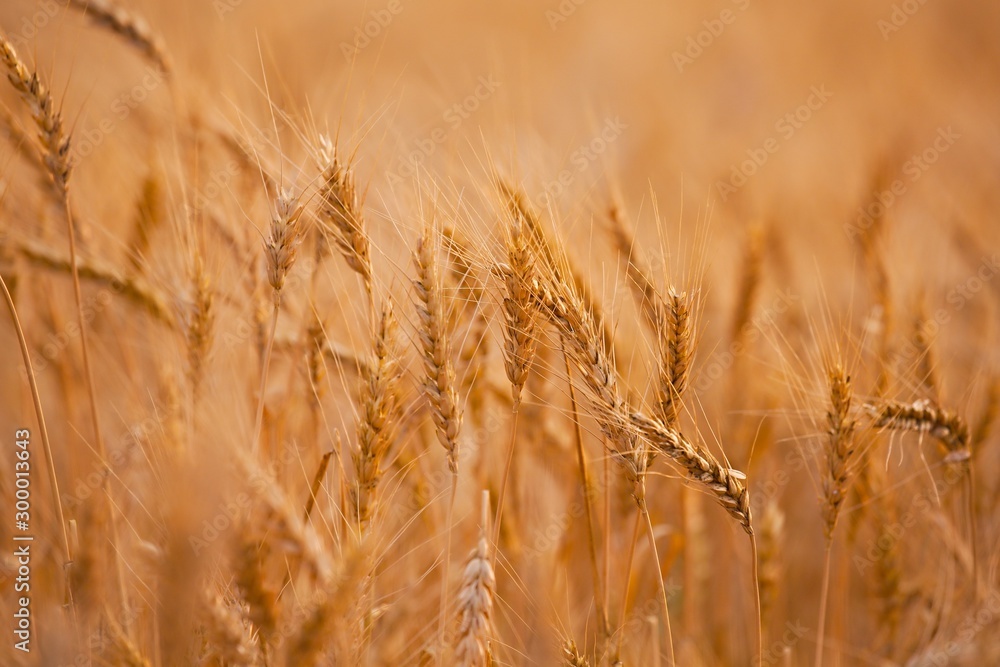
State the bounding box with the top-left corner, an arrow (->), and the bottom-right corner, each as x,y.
454,491 -> 496,667
316,135 -> 373,291
0,36 -> 72,192
351,302 -> 404,527
413,217 -> 463,473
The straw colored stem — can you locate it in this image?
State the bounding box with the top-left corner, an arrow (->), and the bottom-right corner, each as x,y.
563,339 -> 608,643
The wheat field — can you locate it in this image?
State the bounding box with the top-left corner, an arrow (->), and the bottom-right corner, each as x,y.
0,0 -> 998,665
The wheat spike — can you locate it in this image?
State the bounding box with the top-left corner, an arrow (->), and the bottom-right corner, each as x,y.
867,398 -> 970,462
657,287 -> 692,428
316,135 -> 372,289
264,189 -> 305,298
822,364 -> 857,538
352,303 -> 404,525
499,202 -> 539,408
455,492 -> 496,667
413,219 -> 463,473
0,35 -> 72,192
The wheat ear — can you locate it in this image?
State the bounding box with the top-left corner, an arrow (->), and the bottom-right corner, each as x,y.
316,135 -> 373,292
351,302 -> 403,526
455,490 -> 496,667
185,252 -> 214,397
816,363 -> 857,667
413,216 -> 464,664
413,220 -> 463,472
493,202 -> 539,545
252,189 -> 304,457
656,288 -> 692,428
866,399 -> 970,462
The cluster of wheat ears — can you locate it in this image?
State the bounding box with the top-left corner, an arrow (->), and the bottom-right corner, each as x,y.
0,1 -> 998,666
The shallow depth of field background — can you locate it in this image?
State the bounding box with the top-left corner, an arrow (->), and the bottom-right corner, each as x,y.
1,0 -> 999,665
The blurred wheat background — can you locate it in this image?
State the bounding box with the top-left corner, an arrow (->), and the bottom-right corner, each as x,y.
0,0 -> 999,665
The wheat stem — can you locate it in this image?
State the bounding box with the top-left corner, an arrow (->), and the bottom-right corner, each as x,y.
815,541 -> 833,667
564,339 -> 608,645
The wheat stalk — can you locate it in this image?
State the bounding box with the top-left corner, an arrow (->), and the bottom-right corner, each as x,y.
1,33 -> 132,624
